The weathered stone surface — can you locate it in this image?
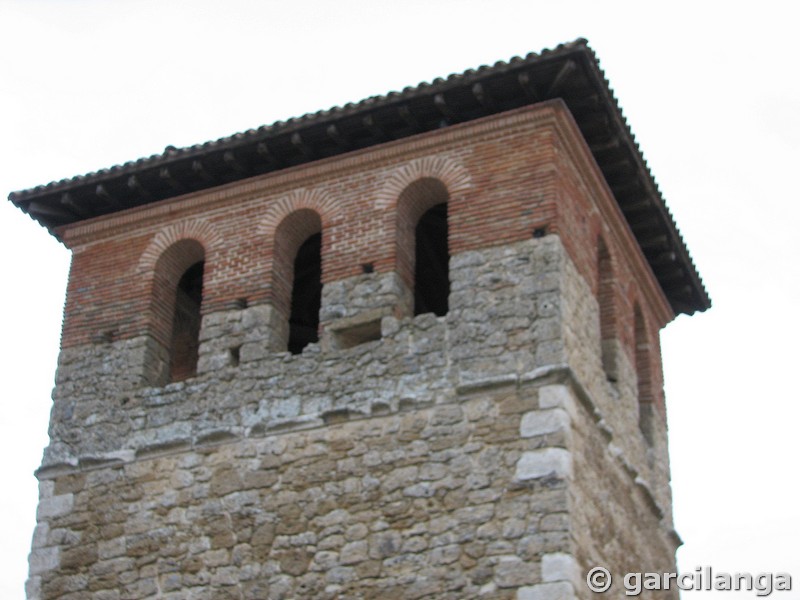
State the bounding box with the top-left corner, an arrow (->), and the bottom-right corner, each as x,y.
514,449 -> 572,481
541,552 -> 579,585
517,581 -> 576,600
520,409 -> 570,438
28,548 -> 59,576
29,236 -> 681,598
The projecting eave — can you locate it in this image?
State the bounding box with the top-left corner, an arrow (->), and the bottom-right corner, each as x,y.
8,39 -> 709,316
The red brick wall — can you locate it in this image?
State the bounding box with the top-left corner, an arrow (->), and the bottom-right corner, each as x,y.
57,102 -> 672,409
550,108 -> 671,413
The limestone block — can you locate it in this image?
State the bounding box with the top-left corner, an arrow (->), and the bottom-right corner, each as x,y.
520,409 -> 570,438
541,552 -> 580,586
517,582 -> 576,600
30,522 -> 49,550
28,547 -> 59,576
24,576 -> 41,600
494,556 -> 537,588
339,540 -> 368,565
538,385 -> 576,415
36,494 -> 73,520
38,480 -> 55,500
514,449 -> 572,481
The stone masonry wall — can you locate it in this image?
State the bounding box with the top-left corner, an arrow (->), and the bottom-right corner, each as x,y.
30,237 -> 677,599
42,236 -> 560,469
30,385 -> 575,600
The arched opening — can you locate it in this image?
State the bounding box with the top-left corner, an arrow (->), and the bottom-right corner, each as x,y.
597,237 -> 617,381
414,202 -> 449,316
147,238 -> 206,385
634,305 -> 655,445
395,177 -> 450,318
169,261 -> 204,382
288,232 -> 322,354
271,209 -> 323,355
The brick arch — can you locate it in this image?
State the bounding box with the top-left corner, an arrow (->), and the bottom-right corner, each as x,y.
136,220 -> 221,386
257,187 -> 340,239
138,218 -> 223,275
597,236 -> 618,337
389,174 -> 454,317
141,237 -> 208,386
270,209 -> 323,353
374,155 -> 472,211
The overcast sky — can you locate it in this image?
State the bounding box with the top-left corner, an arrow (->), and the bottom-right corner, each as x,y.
1,1 -> 798,598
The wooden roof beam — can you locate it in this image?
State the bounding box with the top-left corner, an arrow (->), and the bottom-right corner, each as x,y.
567,94 -> 601,113
546,59 -> 577,96
647,251 -> 678,267
27,200 -> 72,220
471,83 -> 496,112
613,181 -> 648,203
631,218 -> 661,234
291,132 -> 314,160
127,175 -> 154,203
191,160 -> 215,184
517,71 -> 540,101
362,114 -> 389,141
256,142 -> 278,167
159,167 -> 185,194
603,157 -> 635,177
433,93 -> 457,125
664,283 -> 693,299
590,135 -> 622,154
658,266 -> 685,283
223,150 -> 246,174
95,184 -> 120,208
326,124 -> 350,149
398,105 -> 421,132
640,234 -> 669,251
60,193 -> 90,219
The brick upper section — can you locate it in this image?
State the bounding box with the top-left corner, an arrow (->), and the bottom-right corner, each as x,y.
9,40 -> 709,316
58,103 -> 670,402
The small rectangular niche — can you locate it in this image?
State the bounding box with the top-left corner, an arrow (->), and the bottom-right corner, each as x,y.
229,345 -> 241,367
333,319 -> 382,350
325,307 -> 391,351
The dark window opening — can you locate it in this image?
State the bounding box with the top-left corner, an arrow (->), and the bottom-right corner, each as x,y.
598,239 -> 617,382
169,261 -> 204,382
635,307 -> 655,445
288,233 -> 322,354
229,345 -> 241,367
414,203 -> 449,317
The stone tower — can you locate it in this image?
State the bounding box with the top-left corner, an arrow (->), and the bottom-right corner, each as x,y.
12,40 -> 708,599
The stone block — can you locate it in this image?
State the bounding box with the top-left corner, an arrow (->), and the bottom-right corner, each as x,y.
494,556 -> 537,588
515,449 -> 572,481
36,494 -> 73,520
538,385 -> 576,414
541,552 -> 580,585
31,522 -> 49,550
28,547 -> 59,576
517,582 -> 576,600
520,409 -> 570,438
